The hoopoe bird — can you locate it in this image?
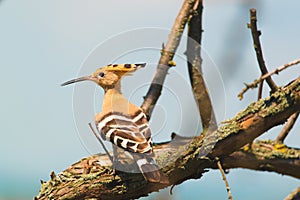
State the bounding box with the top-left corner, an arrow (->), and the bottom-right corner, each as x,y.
62,63 -> 169,184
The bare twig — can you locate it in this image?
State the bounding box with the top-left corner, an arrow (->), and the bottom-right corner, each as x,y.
238,58 -> 300,99
186,0 -> 217,132
284,186 -> 300,200
275,112 -> 299,143
248,8 -> 277,94
216,159 -> 233,200
257,81 -> 264,100
141,0 -> 198,119
263,58 -> 300,80
88,123 -> 113,163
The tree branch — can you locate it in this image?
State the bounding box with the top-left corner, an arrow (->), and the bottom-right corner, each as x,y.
186,0 -> 217,132
88,123 -> 113,164
248,8 -> 277,94
284,186 -> 300,200
261,58 -> 300,84
36,77 -> 300,200
275,112 -> 299,143
238,57 -> 300,100
216,159 -> 233,200
141,0 -> 197,119
220,140 -> 300,179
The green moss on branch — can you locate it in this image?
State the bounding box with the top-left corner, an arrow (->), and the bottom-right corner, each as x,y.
36,77 -> 300,200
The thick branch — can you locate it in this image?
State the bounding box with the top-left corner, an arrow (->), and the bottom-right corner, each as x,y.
220,140 -> 300,179
248,8 -> 277,93
36,77 -> 300,200
141,0 -> 197,119
210,77 -> 300,157
186,0 -> 217,132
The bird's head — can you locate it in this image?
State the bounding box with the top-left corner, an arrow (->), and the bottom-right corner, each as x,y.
61,63 -> 146,89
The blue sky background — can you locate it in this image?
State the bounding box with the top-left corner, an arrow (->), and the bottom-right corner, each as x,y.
0,0 -> 299,199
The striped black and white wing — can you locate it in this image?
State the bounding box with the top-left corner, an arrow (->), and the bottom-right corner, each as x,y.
96,109 -> 169,184
96,110 -> 152,154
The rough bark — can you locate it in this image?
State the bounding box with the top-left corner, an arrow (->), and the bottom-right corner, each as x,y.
35,77 -> 300,200
220,141 -> 300,179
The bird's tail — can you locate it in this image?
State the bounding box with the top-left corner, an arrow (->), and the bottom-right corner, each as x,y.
133,153 -> 169,184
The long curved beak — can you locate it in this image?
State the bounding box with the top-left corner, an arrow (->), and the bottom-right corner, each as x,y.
61,75 -> 94,86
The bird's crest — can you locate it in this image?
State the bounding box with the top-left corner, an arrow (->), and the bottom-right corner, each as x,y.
105,63 -> 145,73
91,63 -> 146,78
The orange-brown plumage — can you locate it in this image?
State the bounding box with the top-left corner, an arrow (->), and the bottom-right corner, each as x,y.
62,63 -> 169,184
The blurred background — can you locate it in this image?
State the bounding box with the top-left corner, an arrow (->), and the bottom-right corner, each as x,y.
0,0 -> 299,199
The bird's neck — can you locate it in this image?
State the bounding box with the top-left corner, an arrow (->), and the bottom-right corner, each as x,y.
104,81 -> 122,95
104,88 -> 123,100
102,81 -> 130,113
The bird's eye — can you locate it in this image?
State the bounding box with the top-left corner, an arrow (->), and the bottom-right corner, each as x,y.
98,72 -> 105,77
